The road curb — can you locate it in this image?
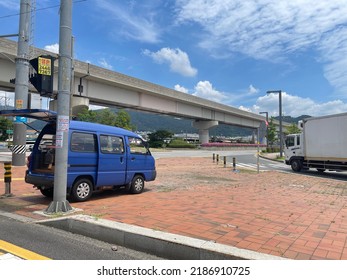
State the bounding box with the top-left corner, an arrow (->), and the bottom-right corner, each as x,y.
38,214 -> 286,260
259,153 -> 284,163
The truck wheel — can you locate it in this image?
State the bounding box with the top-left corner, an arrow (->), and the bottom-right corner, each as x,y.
71,178 -> 93,202
291,159 -> 302,172
40,188 -> 53,198
129,175 -> 145,194
317,168 -> 326,173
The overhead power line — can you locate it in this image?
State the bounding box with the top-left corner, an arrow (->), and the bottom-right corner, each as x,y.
0,0 -> 87,20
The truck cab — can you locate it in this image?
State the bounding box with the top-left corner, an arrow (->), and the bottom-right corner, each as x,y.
284,133 -> 304,171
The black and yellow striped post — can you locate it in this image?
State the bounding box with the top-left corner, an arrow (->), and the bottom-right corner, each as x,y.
3,162 -> 13,197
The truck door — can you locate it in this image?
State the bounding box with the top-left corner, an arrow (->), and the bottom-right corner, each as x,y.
126,136 -> 155,181
285,134 -> 303,159
97,134 -> 126,187
68,132 -> 98,187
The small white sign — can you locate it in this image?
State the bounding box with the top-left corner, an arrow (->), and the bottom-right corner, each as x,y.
55,131 -> 64,148
57,115 -> 69,132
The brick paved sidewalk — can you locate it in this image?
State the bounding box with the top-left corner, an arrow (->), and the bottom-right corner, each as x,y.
1,157 -> 347,260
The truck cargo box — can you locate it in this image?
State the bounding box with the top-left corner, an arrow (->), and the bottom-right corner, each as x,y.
304,113 -> 347,161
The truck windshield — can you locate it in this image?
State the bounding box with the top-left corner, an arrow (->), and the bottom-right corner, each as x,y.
285,136 -> 295,147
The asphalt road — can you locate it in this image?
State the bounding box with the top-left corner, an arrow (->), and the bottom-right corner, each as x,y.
0,150 -> 13,162
152,149 -> 256,159
233,153 -> 347,181
230,153 -> 291,172
0,214 -> 162,260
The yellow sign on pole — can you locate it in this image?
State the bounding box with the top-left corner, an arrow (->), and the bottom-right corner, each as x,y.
16,99 -> 23,109
38,57 -> 51,76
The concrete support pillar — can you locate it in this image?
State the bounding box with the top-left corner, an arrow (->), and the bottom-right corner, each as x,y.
50,95 -> 89,118
192,120 -> 218,144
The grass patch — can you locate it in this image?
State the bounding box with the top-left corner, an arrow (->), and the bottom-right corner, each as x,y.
237,168 -> 258,174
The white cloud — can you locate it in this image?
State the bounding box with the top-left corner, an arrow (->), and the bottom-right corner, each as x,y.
318,26 -> 347,95
98,58 -> 113,70
238,105 -> 252,113
96,0 -> 162,43
193,81 -> 227,102
176,81 -> 261,104
242,92 -> 347,117
175,80 -> 347,117
0,0 -> 19,10
144,47 -> 197,77
174,84 -> 189,93
44,43 -> 59,54
175,80 -> 231,103
175,0 -> 347,96
248,84 -> 259,94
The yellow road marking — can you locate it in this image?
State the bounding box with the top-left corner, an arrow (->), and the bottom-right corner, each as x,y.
0,178 -> 24,181
0,240 -> 51,260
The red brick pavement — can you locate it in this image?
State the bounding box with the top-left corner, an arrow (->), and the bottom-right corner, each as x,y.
1,157 -> 347,260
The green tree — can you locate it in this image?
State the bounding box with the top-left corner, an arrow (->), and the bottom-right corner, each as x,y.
76,107 -> 98,123
97,108 -> 118,126
267,117 -> 277,148
0,117 -> 13,141
148,130 -> 173,148
115,110 -> 135,130
77,108 -> 116,125
77,108 -> 134,130
285,123 -> 301,135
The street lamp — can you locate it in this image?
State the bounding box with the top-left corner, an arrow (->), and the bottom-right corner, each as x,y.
259,111 -> 268,150
266,90 -> 283,157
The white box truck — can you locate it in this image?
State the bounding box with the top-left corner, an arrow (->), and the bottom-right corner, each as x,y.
284,112 -> 347,172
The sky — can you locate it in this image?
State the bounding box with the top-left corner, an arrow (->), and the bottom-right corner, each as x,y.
1,0 -> 347,117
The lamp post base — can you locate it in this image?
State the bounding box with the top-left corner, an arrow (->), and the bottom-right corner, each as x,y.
45,200 -> 73,214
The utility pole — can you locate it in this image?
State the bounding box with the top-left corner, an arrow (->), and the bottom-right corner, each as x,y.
259,111 -> 269,150
13,0 -> 31,166
267,90 -> 283,157
45,0 -> 73,213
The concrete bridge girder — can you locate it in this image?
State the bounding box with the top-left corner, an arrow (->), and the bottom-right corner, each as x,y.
1,38 -> 292,138
192,120 -> 219,144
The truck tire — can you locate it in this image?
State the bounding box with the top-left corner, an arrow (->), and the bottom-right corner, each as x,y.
129,175 -> 145,194
71,178 -> 93,202
291,159 -> 302,172
40,188 -> 53,198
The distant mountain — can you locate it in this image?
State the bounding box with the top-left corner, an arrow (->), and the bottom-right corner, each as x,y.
275,115 -> 312,124
114,109 -> 254,137
25,110 -> 253,137
3,105 -> 310,137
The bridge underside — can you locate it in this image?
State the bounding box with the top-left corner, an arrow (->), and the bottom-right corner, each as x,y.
82,79 -> 263,129
0,38 -> 268,144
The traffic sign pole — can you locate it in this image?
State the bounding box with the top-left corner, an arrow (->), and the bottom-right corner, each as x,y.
13,0 -> 31,166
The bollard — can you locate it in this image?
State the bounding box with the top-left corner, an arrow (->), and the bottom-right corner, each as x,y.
223,156 -> 226,168
233,157 -> 236,171
216,154 -> 219,164
213,153 -> 215,163
3,162 -> 13,197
